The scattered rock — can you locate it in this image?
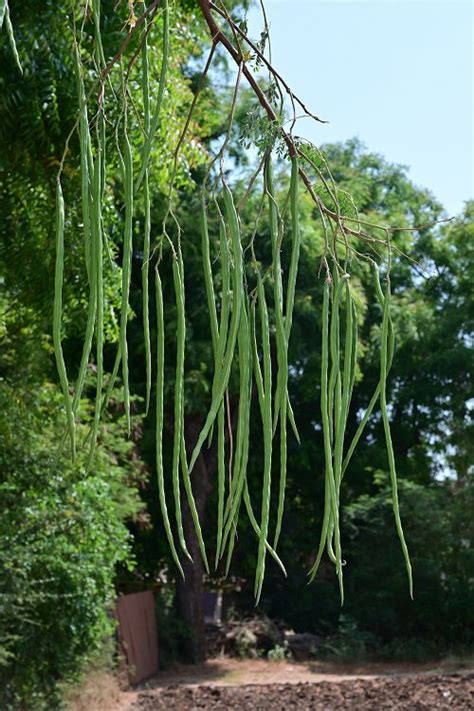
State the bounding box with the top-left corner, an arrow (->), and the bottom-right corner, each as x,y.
284,631 -> 322,660
224,617 -> 284,658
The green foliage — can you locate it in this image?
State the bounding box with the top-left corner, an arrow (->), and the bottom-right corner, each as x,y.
155,587 -> 190,668
0,0 -> 472,685
267,642 -> 290,661
317,615 -> 376,661
218,147 -> 473,657
342,474 -> 474,654
0,381 -> 145,709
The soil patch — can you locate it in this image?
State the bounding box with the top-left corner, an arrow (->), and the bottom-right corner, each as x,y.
131,673 -> 473,709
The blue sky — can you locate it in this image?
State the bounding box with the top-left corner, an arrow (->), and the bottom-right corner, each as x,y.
247,1 -> 473,216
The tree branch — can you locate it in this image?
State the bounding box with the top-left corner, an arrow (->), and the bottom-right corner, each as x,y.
196,0 -> 447,256
101,0 -> 162,82
196,2 -> 354,244
209,1 -> 328,126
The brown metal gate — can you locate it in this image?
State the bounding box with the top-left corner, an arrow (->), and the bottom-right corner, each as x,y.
115,591 -> 159,684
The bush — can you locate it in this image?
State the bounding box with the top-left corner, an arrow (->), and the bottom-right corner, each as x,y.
155,586 -> 189,668
250,470 -> 473,661
317,615 -> 376,661
0,382 -> 145,709
267,642 -> 291,662
342,472 -> 474,656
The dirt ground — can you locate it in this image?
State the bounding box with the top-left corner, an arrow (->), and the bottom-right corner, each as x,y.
132,676 -> 473,710
110,658 -> 474,710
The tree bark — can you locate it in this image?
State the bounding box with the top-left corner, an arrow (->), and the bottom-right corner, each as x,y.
175,414 -> 215,663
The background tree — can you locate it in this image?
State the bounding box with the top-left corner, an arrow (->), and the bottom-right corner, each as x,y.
0,1 -> 472,704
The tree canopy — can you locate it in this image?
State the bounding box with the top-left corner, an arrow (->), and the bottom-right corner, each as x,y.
0,0 -> 472,704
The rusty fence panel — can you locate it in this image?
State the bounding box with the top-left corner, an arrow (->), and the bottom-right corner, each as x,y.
115,591 -> 159,684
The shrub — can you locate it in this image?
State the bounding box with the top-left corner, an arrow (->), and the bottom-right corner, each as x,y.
267,642 -> 291,662
0,382 -> 145,709
342,473 -> 474,656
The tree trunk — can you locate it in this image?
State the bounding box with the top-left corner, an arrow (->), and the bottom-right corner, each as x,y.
175,414 -> 214,663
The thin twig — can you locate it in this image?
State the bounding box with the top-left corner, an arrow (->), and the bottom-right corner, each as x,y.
197,1 -> 449,260
101,0 -> 162,82
209,1 -> 328,125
